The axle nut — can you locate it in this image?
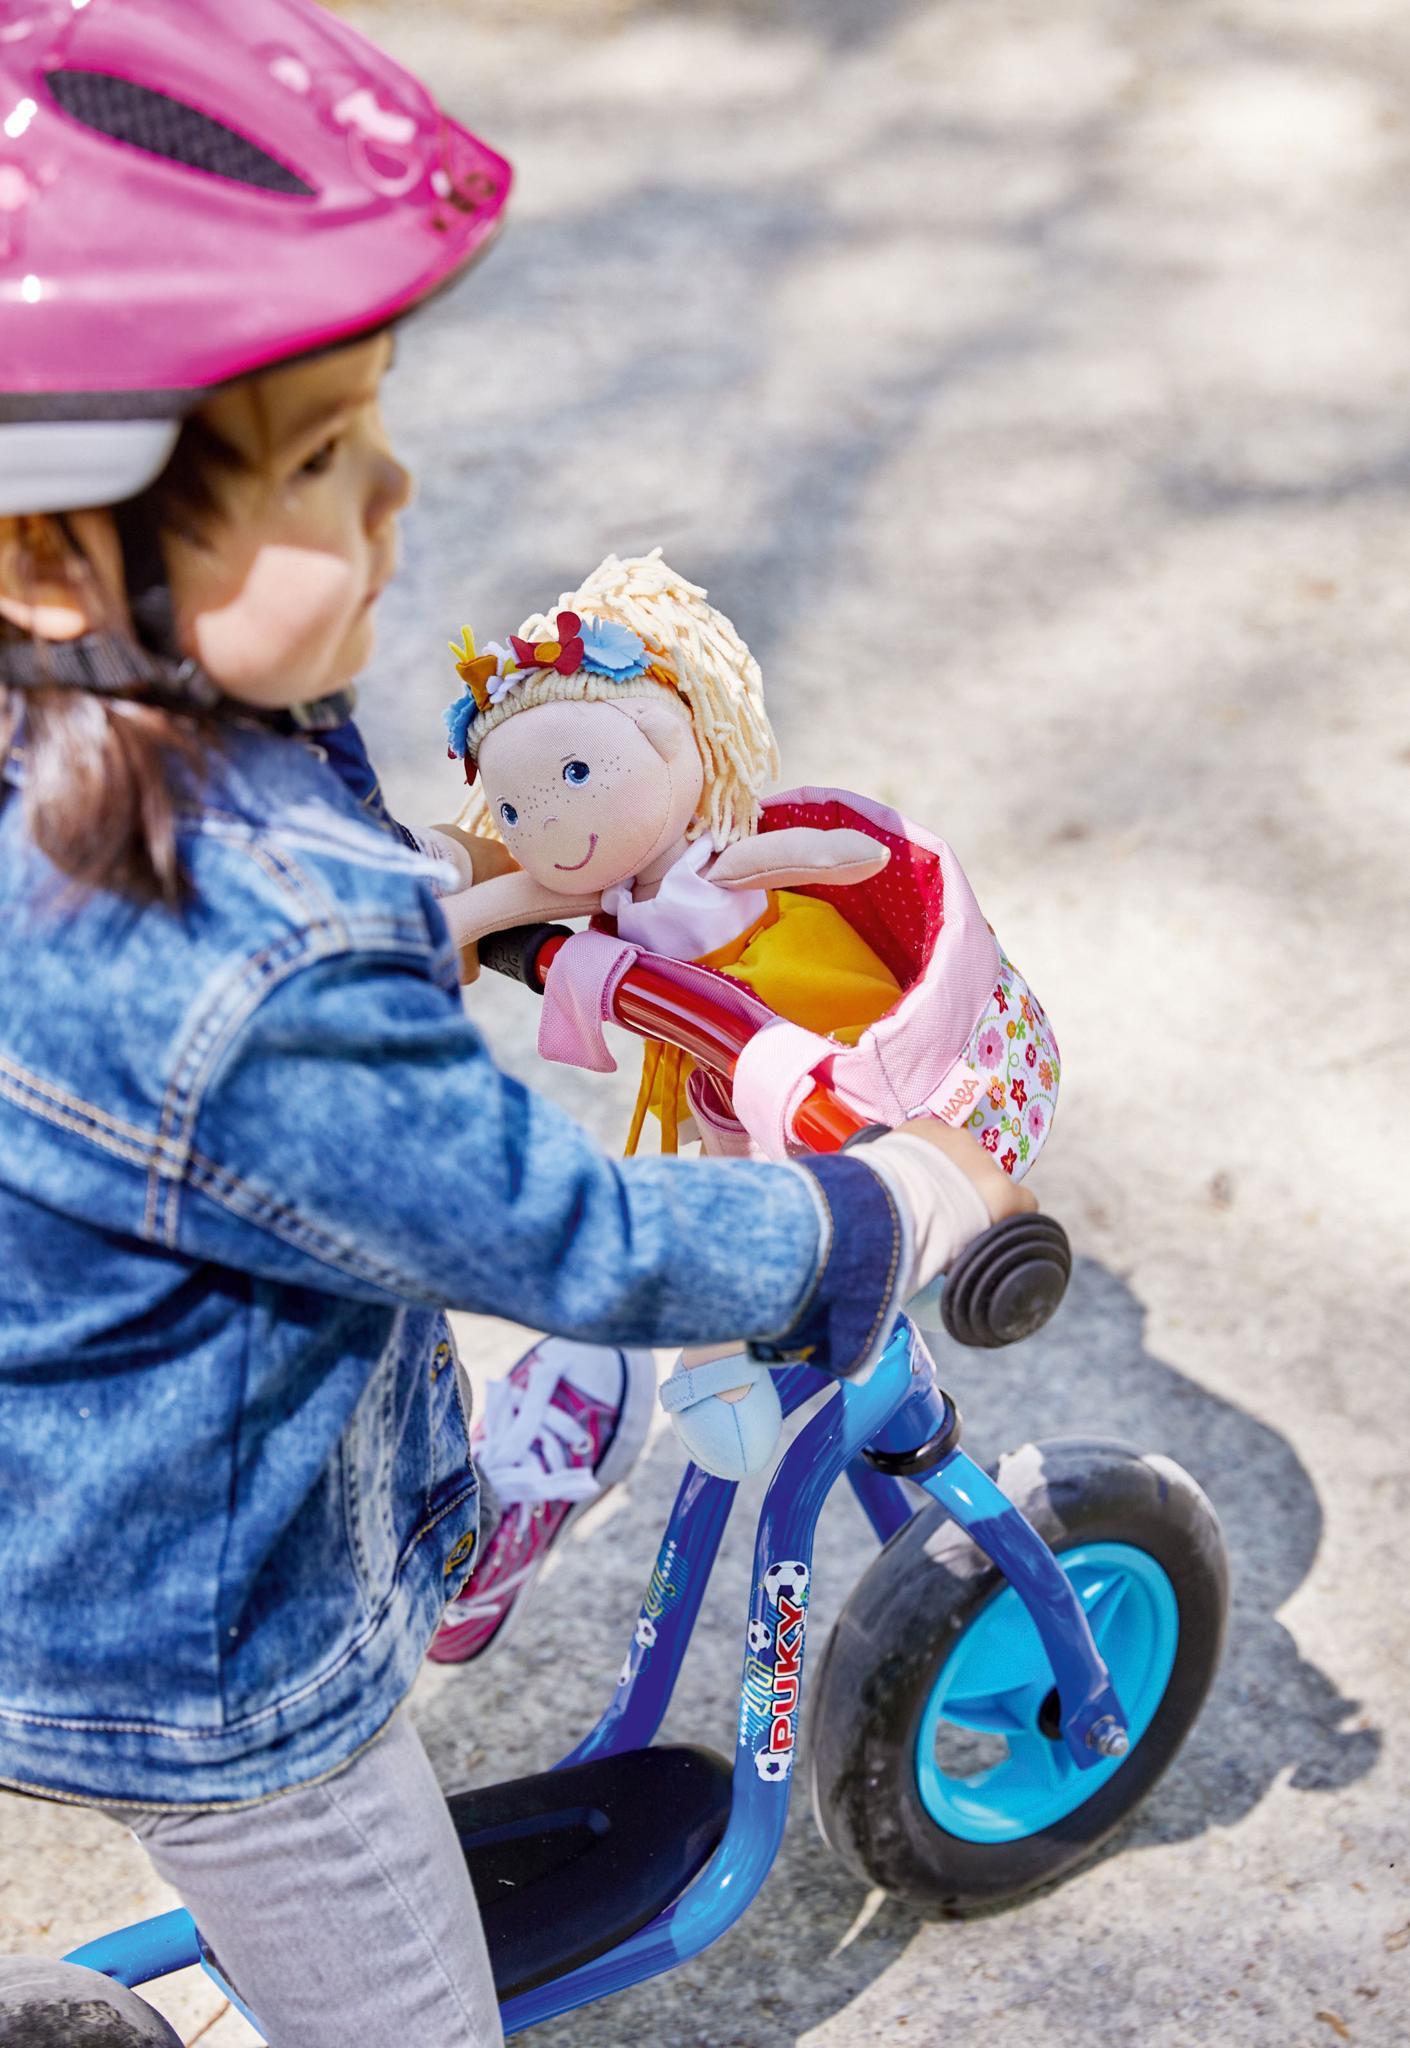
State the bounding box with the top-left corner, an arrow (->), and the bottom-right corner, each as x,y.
1087,1715 -> 1130,1758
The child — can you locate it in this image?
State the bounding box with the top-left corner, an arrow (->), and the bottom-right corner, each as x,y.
0,4 -> 1032,2043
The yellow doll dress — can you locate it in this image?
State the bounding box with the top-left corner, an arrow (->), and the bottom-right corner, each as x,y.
625,888 -> 901,1154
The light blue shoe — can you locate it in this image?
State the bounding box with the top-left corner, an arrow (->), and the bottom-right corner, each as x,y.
659,1354 -> 783,1481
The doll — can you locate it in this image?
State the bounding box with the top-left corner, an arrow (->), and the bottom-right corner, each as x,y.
443,552 -> 904,1131
440,551 -> 1058,1479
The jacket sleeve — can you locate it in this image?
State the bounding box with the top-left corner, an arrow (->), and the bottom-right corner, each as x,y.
174,945 -> 906,1367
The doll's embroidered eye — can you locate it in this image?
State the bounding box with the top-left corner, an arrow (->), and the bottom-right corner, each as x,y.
499,801 -> 519,827
563,760 -> 591,786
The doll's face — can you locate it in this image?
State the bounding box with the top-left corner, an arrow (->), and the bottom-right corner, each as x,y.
476,695 -> 704,894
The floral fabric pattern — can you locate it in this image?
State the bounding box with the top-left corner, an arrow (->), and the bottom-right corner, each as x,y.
953,953 -> 1060,1176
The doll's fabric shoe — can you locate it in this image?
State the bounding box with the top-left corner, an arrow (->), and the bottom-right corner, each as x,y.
428,1337 -> 655,1666
659,1354 -> 783,1481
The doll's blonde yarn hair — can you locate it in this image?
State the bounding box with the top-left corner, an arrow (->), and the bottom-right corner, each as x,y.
457,549 -> 780,848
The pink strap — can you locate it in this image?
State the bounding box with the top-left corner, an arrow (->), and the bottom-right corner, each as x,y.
538,929 -> 639,1073
731,1018 -> 834,1160
686,1067 -> 758,1159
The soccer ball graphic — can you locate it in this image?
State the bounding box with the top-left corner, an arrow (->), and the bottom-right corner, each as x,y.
754,1748 -> 793,1783
747,1620 -> 771,1655
634,1616 -> 658,1650
763,1560 -> 809,1608
617,1654 -> 633,1686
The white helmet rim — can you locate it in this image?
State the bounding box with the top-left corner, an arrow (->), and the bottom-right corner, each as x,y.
0,420 -> 181,518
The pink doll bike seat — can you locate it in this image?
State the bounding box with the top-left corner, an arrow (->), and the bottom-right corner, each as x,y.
538,786 -> 1060,1177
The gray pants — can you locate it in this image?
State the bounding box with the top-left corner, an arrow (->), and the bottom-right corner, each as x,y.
115,1710 -> 503,2048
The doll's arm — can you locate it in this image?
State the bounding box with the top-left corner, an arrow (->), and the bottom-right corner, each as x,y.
409,826 -> 522,984
425,821 -> 520,890
439,867 -> 602,954
708,826 -> 890,893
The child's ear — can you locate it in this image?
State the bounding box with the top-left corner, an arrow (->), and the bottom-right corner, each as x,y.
633,700 -> 692,764
0,512 -> 123,641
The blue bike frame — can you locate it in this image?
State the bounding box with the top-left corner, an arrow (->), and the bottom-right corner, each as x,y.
67,1318 -> 1126,2038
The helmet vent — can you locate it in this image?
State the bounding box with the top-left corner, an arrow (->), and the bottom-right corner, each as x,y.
45,70 -> 314,197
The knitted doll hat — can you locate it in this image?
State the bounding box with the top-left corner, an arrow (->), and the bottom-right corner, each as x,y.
449,549 -> 780,848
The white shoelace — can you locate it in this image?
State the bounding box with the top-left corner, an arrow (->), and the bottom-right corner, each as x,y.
441,1352 -> 609,1625
473,1350 -> 603,1511
443,1554 -> 538,1622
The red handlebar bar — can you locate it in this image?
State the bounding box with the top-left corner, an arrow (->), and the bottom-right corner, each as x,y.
527,931 -> 864,1154
494,927 -> 1076,1353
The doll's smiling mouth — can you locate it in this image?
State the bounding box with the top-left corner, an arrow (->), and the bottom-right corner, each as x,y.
554,834 -> 599,872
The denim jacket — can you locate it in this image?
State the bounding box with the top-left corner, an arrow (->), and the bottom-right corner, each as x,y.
0,715 -> 903,1807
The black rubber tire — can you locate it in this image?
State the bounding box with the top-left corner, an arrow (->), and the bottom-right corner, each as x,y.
808,1437 -> 1228,1914
0,1957 -> 182,2046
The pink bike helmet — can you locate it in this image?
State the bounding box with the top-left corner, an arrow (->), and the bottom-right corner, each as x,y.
0,0 -> 511,516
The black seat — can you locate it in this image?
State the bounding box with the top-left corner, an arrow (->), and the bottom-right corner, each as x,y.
448,1744 -> 733,2000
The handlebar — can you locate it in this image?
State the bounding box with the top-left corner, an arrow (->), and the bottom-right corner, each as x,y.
479,921 -> 864,1152
477,922 -> 573,991
480,922 -> 1072,1346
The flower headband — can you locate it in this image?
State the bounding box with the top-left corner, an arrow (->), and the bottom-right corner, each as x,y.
444,611 -> 651,766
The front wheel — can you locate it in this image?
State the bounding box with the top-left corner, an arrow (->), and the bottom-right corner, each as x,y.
0,1957 -> 182,2045
808,1437 -> 1228,1913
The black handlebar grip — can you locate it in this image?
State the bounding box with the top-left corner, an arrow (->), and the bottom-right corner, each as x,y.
477,923 -> 574,992
940,1213 -> 1072,1349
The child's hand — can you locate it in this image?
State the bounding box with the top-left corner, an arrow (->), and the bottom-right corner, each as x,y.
417,826 -> 480,895
854,1119 -> 1037,1307
709,826 -> 890,892
425,822 -> 518,887
893,1116 -> 1039,1227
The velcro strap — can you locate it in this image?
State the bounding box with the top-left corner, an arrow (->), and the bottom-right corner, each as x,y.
538,929 -> 639,1073
731,1018 -> 834,1160
659,1355 -> 763,1413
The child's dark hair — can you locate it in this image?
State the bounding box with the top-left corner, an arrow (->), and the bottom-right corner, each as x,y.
0,418 -> 240,904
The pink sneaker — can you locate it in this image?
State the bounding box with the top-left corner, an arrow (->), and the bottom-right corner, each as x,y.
428,1338 -> 655,1666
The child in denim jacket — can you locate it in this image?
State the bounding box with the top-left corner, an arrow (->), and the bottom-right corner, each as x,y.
0,4 -> 1030,2041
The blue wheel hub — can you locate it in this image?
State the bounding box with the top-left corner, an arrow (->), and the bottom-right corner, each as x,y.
914,1541 -> 1179,1843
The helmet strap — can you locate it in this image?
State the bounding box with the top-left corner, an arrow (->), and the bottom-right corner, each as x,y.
104,491 -> 223,708
0,625 -> 220,707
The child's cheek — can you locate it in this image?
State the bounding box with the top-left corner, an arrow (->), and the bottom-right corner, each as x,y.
183,544 -> 363,705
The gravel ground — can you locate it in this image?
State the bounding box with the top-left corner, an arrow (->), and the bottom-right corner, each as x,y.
3,2 -> 1409,2043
